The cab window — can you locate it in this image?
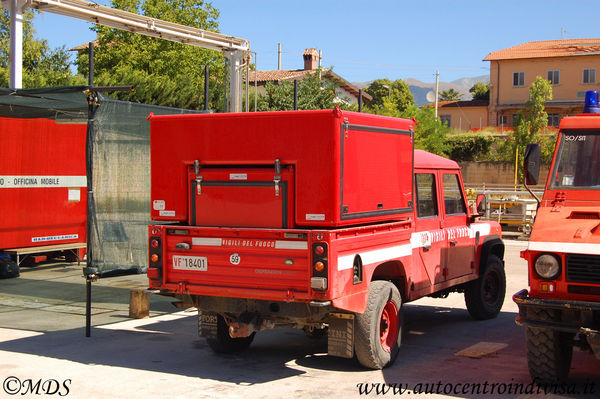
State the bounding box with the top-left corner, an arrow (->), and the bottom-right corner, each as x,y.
442,174 -> 466,215
415,173 -> 438,218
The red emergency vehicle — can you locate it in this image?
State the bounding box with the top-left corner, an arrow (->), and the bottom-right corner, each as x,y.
515,90 -> 600,382
147,108 -> 505,369
0,117 -> 87,274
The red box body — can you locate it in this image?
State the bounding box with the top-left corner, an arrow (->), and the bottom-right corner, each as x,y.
0,117 -> 87,249
149,109 -> 415,227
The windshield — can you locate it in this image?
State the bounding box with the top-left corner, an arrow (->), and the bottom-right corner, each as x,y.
550,131 -> 600,189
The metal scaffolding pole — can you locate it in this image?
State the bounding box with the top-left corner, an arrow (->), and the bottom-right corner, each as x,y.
2,0 -> 250,111
5,0 -> 26,88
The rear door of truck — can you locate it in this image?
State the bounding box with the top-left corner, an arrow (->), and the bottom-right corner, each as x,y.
188,164 -> 294,229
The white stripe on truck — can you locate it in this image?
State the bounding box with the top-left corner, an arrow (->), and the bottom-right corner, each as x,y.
191,237 -> 308,250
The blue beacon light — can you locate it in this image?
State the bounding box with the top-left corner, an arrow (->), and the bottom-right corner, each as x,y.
583,90 -> 600,114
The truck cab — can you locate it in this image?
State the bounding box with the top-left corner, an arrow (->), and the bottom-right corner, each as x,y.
515,90 -> 600,382
147,109 -> 504,369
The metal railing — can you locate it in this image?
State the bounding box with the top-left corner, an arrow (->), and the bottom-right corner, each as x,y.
465,183 -> 544,235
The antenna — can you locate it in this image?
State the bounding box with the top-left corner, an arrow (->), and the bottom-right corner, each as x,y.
426,91 -> 435,103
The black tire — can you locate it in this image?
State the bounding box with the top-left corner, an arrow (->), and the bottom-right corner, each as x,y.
355,281 -> 403,369
206,314 -> 255,354
0,258 -> 20,279
526,308 -> 573,383
465,254 -> 506,320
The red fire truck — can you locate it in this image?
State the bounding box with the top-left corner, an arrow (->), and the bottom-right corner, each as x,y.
514,90 -> 600,382
0,117 -> 87,278
147,108 -> 505,369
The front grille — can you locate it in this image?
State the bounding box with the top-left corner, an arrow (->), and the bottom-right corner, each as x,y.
566,254 -> 600,284
568,285 -> 600,296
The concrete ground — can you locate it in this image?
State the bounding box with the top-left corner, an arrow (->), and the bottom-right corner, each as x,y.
0,239 -> 598,399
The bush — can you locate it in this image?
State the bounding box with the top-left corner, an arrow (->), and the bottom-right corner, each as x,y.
446,134 -> 494,161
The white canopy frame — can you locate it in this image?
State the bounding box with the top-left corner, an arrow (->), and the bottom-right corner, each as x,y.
1,0 -> 250,111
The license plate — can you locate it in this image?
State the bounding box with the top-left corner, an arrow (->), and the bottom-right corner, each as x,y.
172,255 -> 207,271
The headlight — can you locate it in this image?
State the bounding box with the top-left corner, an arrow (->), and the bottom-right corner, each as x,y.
534,254 -> 561,280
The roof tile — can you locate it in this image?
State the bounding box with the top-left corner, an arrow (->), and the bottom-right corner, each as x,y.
484,38 -> 600,61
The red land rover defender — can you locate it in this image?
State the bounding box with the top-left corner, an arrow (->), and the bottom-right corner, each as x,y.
147,108 -> 505,369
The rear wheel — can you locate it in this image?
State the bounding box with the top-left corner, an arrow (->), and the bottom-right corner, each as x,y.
465,254 -> 506,320
206,314 -> 255,354
526,309 -> 573,383
355,281 -> 403,369
0,257 -> 19,279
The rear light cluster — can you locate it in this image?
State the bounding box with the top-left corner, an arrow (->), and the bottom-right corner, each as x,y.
148,234 -> 163,282
311,243 -> 328,291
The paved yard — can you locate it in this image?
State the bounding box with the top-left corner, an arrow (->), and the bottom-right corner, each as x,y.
0,240 -> 597,399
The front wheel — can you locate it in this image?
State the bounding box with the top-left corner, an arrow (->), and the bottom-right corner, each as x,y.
465,254 -> 506,320
355,281 -> 403,369
526,309 -> 573,383
206,314 -> 255,354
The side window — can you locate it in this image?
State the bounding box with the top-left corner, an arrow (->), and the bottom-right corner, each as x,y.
442,174 -> 466,215
440,115 -> 451,127
513,71 -> 525,87
583,68 -> 596,84
415,173 -> 438,218
547,70 -> 560,85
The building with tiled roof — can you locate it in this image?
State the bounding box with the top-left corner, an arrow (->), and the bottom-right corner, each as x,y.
484,39 -> 600,128
249,48 -> 371,105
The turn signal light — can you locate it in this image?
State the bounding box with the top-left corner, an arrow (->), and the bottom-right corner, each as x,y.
314,261 -> 325,272
541,283 -> 555,293
151,254 -> 159,263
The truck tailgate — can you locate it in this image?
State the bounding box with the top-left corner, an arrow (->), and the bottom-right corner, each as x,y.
152,226 -> 311,300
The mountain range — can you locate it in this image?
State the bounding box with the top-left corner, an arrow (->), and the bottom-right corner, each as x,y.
353,75 -> 489,106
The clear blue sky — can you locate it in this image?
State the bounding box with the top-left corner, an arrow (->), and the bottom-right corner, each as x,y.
33,0 -> 600,84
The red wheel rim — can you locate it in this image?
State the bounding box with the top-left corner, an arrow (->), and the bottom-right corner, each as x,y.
379,301 -> 399,352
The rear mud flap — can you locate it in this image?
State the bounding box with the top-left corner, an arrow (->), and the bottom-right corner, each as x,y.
328,313 -> 354,358
198,311 -> 218,340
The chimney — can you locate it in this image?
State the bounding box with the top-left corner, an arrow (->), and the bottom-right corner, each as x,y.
303,48 -> 319,70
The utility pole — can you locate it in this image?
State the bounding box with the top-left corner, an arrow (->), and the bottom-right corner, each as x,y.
278,43 -> 282,70
434,70 -> 440,120
318,49 -> 322,80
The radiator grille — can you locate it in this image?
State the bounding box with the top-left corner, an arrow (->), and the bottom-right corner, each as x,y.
566,254 -> 600,284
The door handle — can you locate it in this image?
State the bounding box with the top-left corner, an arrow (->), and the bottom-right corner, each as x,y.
449,240 -> 458,247
423,245 -> 431,252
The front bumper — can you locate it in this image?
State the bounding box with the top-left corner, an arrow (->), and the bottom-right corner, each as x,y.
513,289 -> 600,359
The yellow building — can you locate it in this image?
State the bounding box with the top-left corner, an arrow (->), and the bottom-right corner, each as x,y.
484,39 -> 600,128
426,100 -> 489,131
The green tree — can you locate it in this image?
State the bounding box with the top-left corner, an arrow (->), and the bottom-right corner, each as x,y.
365,78 -> 414,113
255,70 -> 339,111
439,88 -> 462,101
402,105 -> 449,155
371,97 -> 449,155
469,82 -> 490,100
512,76 -> 553,178
0,11 -> 84,87
77,0 -> 225,109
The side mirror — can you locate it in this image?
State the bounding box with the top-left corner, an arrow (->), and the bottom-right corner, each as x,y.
476,194 -> 486,215
524,144 -> 541,186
